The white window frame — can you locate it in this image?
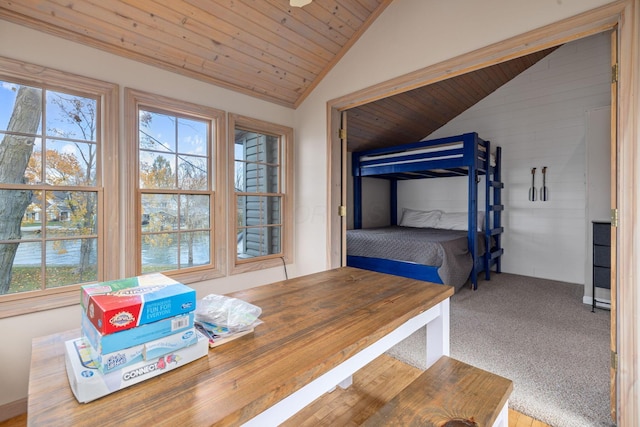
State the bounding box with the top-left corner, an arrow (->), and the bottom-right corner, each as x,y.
125,89 -> 226,283
229,113 -> 294,274
0,56 -> 118,318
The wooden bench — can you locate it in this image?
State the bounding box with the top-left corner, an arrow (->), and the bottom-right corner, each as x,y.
362,356 -> 513,427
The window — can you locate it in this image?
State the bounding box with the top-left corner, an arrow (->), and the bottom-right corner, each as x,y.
229,114 -> 293,273
0,57 -> 118,317
0,62 -> 287,318
125,89 -> 225,282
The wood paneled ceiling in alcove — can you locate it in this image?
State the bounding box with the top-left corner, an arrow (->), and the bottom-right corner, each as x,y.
346,46 -> 559,153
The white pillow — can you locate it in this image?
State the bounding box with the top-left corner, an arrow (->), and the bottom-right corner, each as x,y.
477,211 -> 485,231
436,211 -> 485,231
399,208 -> 442,228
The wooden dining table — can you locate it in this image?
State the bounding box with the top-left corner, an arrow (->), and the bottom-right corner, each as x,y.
27,267 -> 453,426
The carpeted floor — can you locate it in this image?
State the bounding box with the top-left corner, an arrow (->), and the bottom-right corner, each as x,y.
387,272 -> 613,427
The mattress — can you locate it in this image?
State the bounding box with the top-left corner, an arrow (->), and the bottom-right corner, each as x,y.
359,141 -> 496,169
347,226 -> 485,288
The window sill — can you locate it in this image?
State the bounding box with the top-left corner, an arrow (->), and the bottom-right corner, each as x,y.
230,256 -> 291,275
0,288 -> 80,319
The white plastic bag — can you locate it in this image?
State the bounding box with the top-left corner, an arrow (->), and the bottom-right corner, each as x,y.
195,294 -> 262,333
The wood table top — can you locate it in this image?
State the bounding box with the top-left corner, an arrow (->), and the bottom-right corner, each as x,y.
27,267 -> 453,426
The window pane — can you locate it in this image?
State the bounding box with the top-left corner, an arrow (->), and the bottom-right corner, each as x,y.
238,195 -> 281,226
238,226 -> 281,259
44,191 -> 97,237
140,151 -> 176,189
0,85 -> 43,187
179,231 -> 210,267
6,241 -> 42,294
177,155 -> 208,190
180,194 -> 210,230
139,110 -> 176,153
45,238 -> 98,287
141,193 -> 178,232
142,233 -> 178,273
234,131 -> 279,163
234,161 -> 245,192
46,91 -> 97,142
236,162 -> 279,193
21,138 -> 43,185
46,140 -> 97,186
0,83 -> 43,134
178,117 -> 208,155
21,190 -> 43,233
0,189 -> 35,234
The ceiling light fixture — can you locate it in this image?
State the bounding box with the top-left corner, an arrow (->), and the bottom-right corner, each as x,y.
290,0 -> 312,7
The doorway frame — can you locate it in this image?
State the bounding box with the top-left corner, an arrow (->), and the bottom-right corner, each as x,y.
325,1 -> 638,425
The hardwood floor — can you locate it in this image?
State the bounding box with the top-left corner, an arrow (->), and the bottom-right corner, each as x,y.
0,413 -> 25,427
1,354 -> 550,427
509,408 -> 551,427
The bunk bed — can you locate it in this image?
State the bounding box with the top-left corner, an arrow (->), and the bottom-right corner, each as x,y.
348,132 -> 504,290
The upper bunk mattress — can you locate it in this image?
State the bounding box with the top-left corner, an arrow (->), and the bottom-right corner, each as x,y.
347,226 -> 484,288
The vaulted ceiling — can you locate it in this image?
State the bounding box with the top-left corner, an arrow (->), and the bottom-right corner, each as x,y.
0,0 -> 392,108
1,1 -> 557,153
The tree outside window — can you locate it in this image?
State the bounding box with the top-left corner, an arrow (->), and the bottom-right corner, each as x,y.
127,89 -> 225,281
0,81 -> 100,295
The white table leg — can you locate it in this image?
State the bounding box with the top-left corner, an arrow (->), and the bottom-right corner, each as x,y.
425,298 -> 450,368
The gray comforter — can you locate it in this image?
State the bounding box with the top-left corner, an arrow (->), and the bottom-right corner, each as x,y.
347,226 -> 484,288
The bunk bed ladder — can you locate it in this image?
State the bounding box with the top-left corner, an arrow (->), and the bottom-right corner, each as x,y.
468,133 -> 480,290
486,146 -> 504,278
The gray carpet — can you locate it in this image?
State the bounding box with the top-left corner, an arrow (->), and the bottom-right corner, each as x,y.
387,273 -> 613,427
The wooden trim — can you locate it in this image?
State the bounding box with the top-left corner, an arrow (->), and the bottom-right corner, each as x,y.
328,1 -> 625,111
123,88 -> 227,282
326,1 -> 638,424
0,397 -> 27,423
227,113 -> 294,276
614,1 -> 639,425
340,111 -> 348,266
0,287 -> 79,319
327,104 -> 343,269
609,27 -> 619,422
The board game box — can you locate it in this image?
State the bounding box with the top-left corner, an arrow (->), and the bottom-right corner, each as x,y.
65,331 -> 208,403
81,273 -> 196,335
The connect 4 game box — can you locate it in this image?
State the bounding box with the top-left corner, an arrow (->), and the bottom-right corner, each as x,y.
65,331 -> 208,403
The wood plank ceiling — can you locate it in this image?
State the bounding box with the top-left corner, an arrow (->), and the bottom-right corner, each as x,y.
346,46 -> 559,152
1,1 -> 557,153
0,0 -> 392,108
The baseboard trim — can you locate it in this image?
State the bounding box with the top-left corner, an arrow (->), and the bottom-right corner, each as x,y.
0,398 -> 27,422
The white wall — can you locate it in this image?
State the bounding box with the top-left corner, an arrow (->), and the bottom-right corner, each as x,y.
0,0 -> 617,414
391,33 -> 611,284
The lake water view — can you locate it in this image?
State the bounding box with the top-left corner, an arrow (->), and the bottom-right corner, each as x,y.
13,228 -> 210,267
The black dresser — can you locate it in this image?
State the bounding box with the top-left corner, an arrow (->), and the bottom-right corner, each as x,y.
592,221 -> 611,312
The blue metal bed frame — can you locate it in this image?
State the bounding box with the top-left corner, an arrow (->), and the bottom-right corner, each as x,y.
349,132 -> 504,290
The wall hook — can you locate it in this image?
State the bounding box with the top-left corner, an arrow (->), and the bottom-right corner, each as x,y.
529,168 -> 537,201
541,166 -> 548,201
